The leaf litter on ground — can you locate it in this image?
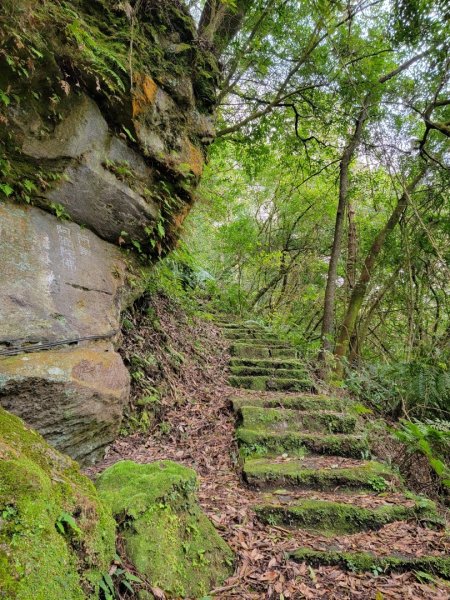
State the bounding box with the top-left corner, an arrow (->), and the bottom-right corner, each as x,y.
87,296 -> 450,599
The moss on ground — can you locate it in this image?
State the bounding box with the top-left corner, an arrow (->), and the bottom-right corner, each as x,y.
244,458 -> 397,491
96,460 -> 233,598
290,548 -> 450,578
255,497 -> 442,534
231,395 -> 350,413
229,338 -> 289,346
230,358 -> 306,369
230,344 -> 271,359
0,407 -> 116,600
240,406 -> 357,434
237,428 -> 369,458
229,375 -> 315,392
230,366 -> 309,378
223,330 -> 278,340
230,344 -> 300,359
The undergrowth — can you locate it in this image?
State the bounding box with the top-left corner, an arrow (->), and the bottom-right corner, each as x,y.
119,251 -> 228,435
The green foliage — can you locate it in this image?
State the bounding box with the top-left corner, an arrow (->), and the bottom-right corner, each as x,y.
345,361 -> 450,419
394,419 -> 450,489
55,511 -> 82,536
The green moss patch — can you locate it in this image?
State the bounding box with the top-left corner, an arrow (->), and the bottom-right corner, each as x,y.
240,406 -> 357,434
0,407 -> 116,600
231,395 -> 350,413
229,338 -> 289,346
270,347 -> 300,358
290,548 -> 450,579
230,366 -> 309,378
230,357 -> 308,370
223,330 -> 278,340
237,428 -> 369,458
243,458 -> 397,491
230,344 -> 300,359
230,375 -> 316,392
230,344 -> 271,358
255,497 -> 441,534
96,460 -> 233,598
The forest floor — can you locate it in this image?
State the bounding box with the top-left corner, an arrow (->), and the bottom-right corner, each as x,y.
88,296 -> 450,599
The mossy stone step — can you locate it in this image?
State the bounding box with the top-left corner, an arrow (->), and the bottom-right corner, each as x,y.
224,329 -> 278,340
289,548 -> 450,579
231,344 -> 299,359
231,395 -> 350,413
243,457 -> 397,491
237,428 -> 368,458
230,375 -> 315,392
230,337 -> 291,347
230,357 -> 307,369
270,347 -> 300,358
230,365 -> 309,378
255,496 -> 442,534
240,406 -> 357,434
216,322 -> 258,330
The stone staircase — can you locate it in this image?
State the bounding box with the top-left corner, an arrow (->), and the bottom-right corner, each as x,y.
219,321 -> 450,580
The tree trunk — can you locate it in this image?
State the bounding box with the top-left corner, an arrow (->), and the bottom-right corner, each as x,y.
346,198 -> 357,294
198,0 -> 254,56
319,93 -> 371,361
333,169 -> 427,377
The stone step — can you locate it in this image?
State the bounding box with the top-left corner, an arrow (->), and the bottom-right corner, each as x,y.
289,548 -> 450,579
224,329 -> 278,340
230,344 -> 299,359
239,406 -> 357,434
229,375 -> 316,392
231,395 -> 350,413
237,428 -> 368,458
243,456 -> 397,491
230,357 -> 307,370
254,495 -> 442,534
216,322 -> 255,329
230,365 -> 309,379
230,337 -> 290,346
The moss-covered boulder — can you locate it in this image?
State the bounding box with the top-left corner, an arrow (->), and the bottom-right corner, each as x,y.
0,407 -> 116,599
96,460 -> 234,598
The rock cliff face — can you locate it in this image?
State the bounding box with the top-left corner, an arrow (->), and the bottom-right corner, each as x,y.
0,0 -> 218,463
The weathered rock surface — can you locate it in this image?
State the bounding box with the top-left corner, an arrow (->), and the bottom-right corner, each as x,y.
0,342 -> 129,464
0,406 -> 116,599
0,203 -> 134,464
0,0 -> 219,463
97,460 -> 234,597
0,203 -> 132,347
1,0 -> 218,255
21,94 -> 160,245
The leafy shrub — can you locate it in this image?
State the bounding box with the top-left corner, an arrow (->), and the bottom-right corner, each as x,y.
394,419 -> 450,490
345,360 -> 450,419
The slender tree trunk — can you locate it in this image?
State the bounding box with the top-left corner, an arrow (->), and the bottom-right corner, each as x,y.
350,266 -> 401,361
346,198 -> 357,293
333,169 -> 427,377
319,93 -> 371,361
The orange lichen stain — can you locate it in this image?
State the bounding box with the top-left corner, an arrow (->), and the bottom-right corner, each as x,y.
0,344 -> 126,397
185,142 -> 204,177
172,203 -> 192,232
132,73 -> 158,117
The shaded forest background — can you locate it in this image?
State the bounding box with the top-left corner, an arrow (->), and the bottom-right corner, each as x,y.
152,0 -> 449,489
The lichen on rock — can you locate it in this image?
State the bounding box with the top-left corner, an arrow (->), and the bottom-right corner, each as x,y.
0,407 -> 116,599
96,460 -> 234,598
0,0 -> 219,464
0,0 -> 219,257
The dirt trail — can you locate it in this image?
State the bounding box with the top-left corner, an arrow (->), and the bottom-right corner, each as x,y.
90,313 -> 450,599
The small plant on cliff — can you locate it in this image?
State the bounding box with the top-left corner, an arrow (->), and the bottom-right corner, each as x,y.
55,511 -> 82,537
